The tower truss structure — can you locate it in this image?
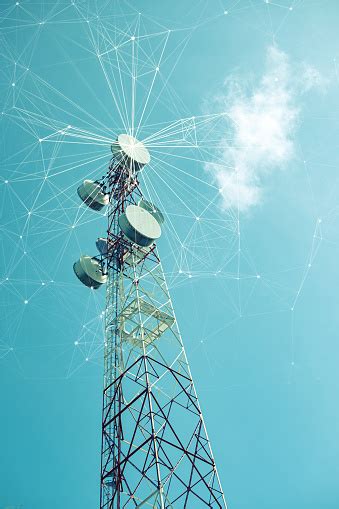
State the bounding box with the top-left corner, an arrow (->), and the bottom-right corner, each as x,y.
75,135 -> 226,509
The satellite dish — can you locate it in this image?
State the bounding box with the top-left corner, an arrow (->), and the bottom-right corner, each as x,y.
119,205 -> 161,247
111,134 -> 150,172
96,237 -> 108,256
77,180 -> 109,211
138,199 -> 164,224
73,255 -> 107,289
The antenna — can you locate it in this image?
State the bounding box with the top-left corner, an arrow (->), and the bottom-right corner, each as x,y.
73,134 -> 227,508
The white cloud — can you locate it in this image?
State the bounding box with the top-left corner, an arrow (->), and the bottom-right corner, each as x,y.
207,46 -> 323,212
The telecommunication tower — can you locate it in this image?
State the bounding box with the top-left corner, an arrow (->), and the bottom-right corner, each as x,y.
74,134 -> 226,508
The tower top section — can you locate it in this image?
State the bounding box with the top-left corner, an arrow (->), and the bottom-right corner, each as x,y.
111,134 -> 150,172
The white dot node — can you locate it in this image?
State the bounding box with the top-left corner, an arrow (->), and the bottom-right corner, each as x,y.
224,10 -> 228,15
308,263 -> 311,268
20,235 -> 22,239
188,274 -> 192,279
256,275 -> 261,279
41,282 -> 45,286
24,300 -> 28,304
196,216 -> 200,221
12,83 -> 15,87
289,6 -> 293,10
156,67 -> 160,71
131,36 -> 135,41
85,357 -> 89,362
5,180 -> 8,184
74,341 -> 79,346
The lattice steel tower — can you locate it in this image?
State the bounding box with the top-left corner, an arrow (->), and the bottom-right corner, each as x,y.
73,134 -> 226,508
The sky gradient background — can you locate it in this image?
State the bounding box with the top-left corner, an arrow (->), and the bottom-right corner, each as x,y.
1,1 -> 339,508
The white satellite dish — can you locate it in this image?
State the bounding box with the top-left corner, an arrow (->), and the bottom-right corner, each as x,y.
73,255 -> 107,288
111,134 -> 150,172
77,180 -> 109,211
138,199 -> 164,224
96,237 -> 108,256
119,205 -> 161,247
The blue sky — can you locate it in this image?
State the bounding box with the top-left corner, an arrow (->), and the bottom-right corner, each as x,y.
1,1 -> 339,508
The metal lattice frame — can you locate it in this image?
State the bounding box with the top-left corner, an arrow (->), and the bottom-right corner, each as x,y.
100,151 -> 226,509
